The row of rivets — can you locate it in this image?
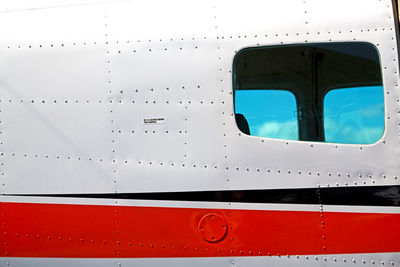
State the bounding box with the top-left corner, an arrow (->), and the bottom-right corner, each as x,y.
0,151 -> 397,183
0,98 -> 223,104
2,26 -> 393,49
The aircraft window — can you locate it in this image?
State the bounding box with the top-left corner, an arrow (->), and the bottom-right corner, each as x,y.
324,86 -> 384,144
233,42 -> 383,144
235,90 -> 298,140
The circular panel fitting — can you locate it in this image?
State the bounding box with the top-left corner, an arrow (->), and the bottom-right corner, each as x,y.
198,213 -> 227,243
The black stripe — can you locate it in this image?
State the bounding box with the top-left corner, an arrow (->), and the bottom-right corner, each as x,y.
7,185 -> 400,207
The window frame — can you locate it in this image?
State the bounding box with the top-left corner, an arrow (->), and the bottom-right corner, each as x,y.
232,42 -> 384,145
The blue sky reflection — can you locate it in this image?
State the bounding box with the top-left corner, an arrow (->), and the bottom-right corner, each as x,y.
235,86 -> 384,144
324,86 -> 384,144
235,90 -> 298,140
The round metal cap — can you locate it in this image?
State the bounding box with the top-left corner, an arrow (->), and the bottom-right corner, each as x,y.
198,213 -> 227,243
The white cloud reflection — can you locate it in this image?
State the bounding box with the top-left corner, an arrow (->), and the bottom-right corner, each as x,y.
324,103 -> 384,144
255,120 -> 298,140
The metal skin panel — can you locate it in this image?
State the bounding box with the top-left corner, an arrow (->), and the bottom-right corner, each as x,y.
105,0 -> 216,42
0,44 -> 113,194
2,253 -> 400,267
0,4 -> 105,43
1,200 -> 399,257
1,102 -> 110,156
0,45 -> 108,100
0,0 -> 399,265
306,0 -> 392,31
0,0 -> 120,12
213,0 -> 306,37
0,0 -> 397,192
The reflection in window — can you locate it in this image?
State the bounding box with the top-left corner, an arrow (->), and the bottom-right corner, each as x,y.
233,42 -> 384,144
324,86 -> 384,144
235,90 -> 298,140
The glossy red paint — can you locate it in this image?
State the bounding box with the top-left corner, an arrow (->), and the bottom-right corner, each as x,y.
1,202 -> 399,258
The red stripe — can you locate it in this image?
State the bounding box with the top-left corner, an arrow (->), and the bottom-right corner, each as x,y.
1,202 -> 399,257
